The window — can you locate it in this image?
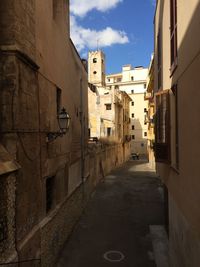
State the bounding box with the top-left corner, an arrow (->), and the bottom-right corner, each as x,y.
131,113 -> 134,118
107,78 -> 110,82
144,132 -> 147,137
155,90 -> 170,162
131,90 -> 134,94
131,76 -> 134,81
46,176 -> 55,213
107,127 -> 111,136
132,135 -> 135,140
144,84 -> 146,89
0,217 -> 7,242
157,29 -> 162,90
144,108 -> 147,112
53,0 -> 57,19
93,71 -> 97,74
170,0 -> 177,72
114,85 -> 119,89
131,101 -> 134,106
105,104 -> 112,110
93,58 -> 97,63
172,84 -> 179,168
53,0 -> 62,20
117,78 -> 122,82
56,88 -> 61,114
132,125 -> 135,130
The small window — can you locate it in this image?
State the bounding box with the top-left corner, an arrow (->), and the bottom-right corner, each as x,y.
107,127 -> 111,136
46,176 -> 55,213
131,76 -> 134,81
170,0 -> 178,71
132,135 -> 135,140
144,108 -> 147,112
53,0 -> 62,20
53,0 -> 58,19
56,88 -> 62,114
93,71 -> 97,74
105,104 -> 112,110
131,101 -> 134,106
93,58 -> 97,63
132,125 -> 135,130
157,29 -> 162,89
144,84 -> 146,89
107,78 -> 110,82
144,132 -> 147,137
132,113 -> 134,118
131,90 -> 134,94
0,217 -> 7,242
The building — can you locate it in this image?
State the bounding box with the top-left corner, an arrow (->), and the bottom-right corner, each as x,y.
0,1 -> 89,266
145,54 -> 155,168
88,50 -> 131,161
154,1 -> 200,266
106,65 -> 148,156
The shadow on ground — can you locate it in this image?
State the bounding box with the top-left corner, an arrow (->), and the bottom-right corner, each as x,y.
56,160 -> 165,267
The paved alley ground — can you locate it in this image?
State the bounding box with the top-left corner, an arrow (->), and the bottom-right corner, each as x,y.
56,160 -> 167,267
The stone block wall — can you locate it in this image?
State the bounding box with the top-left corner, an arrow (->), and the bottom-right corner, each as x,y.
0,173 -> 17,263
0,0 -> 36,60
40,141 -> 129,267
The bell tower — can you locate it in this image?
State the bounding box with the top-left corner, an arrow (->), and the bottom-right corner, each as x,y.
88,50 -> 106,87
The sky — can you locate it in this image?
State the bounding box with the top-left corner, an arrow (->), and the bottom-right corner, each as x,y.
70,0 -> 156,74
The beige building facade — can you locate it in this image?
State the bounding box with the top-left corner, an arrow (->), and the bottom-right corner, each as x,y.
154,1 -> 200,266
106,65 -> 148,156
145,54 -> 155,168
0,1 -> 89,266
88,50 -> 131,161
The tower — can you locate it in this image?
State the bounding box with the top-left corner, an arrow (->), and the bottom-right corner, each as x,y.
88,50 -> 106,87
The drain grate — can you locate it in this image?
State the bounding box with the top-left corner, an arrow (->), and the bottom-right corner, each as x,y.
103,250 -> 125,262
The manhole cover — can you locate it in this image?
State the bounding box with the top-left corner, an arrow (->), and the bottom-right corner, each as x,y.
103,250 -> 125,262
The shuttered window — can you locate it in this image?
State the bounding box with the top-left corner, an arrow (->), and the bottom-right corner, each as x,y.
157,29 -> 162,90
172,84 -> 179,169
155,90 -> 170,162
170,0 -> 178,73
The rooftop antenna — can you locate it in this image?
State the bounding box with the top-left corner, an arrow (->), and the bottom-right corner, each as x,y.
97,38 -> 100,51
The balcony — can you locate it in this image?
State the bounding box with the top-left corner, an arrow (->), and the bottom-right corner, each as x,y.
144,92 -> 153,100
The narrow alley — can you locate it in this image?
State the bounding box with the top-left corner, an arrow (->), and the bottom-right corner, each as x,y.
57,160 -> 168,267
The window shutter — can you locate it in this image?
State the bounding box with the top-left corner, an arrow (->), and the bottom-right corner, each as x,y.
155,90 -> 170,162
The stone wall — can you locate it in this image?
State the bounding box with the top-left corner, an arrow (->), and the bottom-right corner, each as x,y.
0,173 -> 17,263
40,141 -> 130,267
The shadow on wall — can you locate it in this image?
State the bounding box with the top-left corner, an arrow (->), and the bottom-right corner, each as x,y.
131,118 -> 148,156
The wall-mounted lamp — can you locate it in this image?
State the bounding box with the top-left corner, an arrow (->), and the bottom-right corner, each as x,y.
47,107 -> 71,141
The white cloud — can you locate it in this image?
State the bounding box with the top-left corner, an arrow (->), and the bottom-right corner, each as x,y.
70,0 -> 123,17
70,15 -> 129,53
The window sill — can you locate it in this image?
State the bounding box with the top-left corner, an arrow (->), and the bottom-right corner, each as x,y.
170,60 -> 178,77
170,164 -> 179,174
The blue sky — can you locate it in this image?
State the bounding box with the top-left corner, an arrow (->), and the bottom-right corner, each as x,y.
70,0 -> 156,74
